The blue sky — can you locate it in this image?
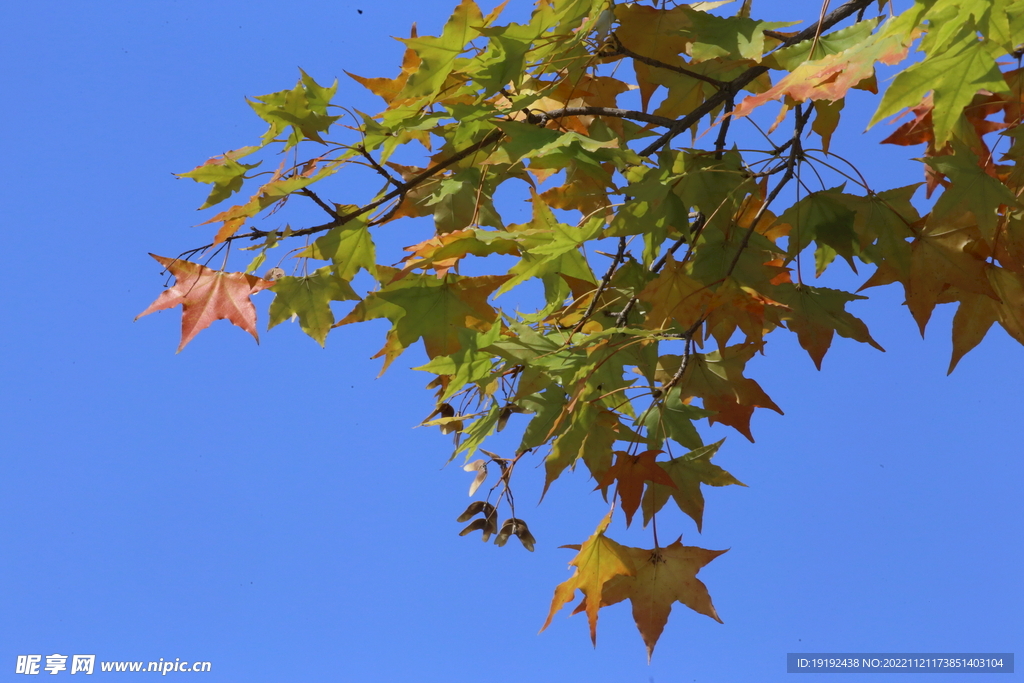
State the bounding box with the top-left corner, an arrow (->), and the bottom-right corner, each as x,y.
2,1 -> 1021,681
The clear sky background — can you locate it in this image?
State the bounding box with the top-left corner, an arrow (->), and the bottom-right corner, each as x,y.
2,0 -> 1021,681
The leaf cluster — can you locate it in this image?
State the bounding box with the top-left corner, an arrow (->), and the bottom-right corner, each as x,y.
140,0 -> 1024,658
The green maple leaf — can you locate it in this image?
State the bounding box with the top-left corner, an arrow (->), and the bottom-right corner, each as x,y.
413,323 -> 503,402
683,11 -> 794,63
177,147 -> 261,209
268,267 -> 359,346
765,18 -> 878,71
396,0 -> 484,102
297,216 -> 378,280
248,70 -> 340,149
776,187 -> 859,273
337,270 -> 510,372
870,27 -> 1009,147
496,195 -> 599,306
640,440 -> 743,532
641,386 -> 710,452
926,142 -> 1022,242
774,284 -> 884,370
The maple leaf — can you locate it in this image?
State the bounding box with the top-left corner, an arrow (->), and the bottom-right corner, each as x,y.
734,31 -> 908,119
394,0 -> 484,102
947,267 -> 1024,373
590,540 -> 727,661
704,277 -> 789,349
870,26 -> 1010,147
925,142 -> 1021,243
662,344 -> 783,441
346,25 -> 422,106
177,147 -> 260,209
247,70 -> 340,149
136,254 -> 273,352
774,283 -> 884,370
597,450 -> 677,527
400,228 -> 519,276
541,513 -> 636,646
267,267 -> 359,347
640,440 -> 745,532
638,255 -> 716,332
862,217 -> 999,335
296,215 -> 378,280
336,269 -> 510,373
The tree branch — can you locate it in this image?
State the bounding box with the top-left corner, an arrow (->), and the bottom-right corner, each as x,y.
573,236 -> 627,335
609,42 -> 727,89
721,104 -> 811,280
540,107 -> 678,128
299,187 -> 341,220
638,0 -> 875,158
180,128 -> 505,257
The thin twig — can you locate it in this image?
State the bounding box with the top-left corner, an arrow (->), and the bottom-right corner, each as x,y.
299,188 -> 341,220
573,236 -> 627,335
357,145 -> 404,188
179,129 -> 505,257
721,105 -> 811,281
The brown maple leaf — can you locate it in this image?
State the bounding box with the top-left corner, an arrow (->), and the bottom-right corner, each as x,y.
137,254 -> 273,352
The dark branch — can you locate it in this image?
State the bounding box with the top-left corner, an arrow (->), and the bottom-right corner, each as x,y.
358,145 -> 404,189
180,129 -> 505,256
540,107 -> 678,128
609,42 -> 727,89
299,188 -> 341,220
573,236 -> 627,335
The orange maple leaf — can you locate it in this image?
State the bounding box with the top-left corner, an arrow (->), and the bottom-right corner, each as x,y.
136,254 -> 273,352
541,512 -> 636,646
597,450 -> 677,527
580,539 -> 727,661
733,32 -> 907,120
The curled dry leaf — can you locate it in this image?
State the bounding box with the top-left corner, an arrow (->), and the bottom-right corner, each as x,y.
463,459 -> 488,496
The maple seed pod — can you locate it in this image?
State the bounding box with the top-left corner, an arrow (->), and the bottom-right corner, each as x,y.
515,526 -> 536,552
459,518 -> 489,537
458,515 -> 497,543
494,518 -> 532,549
496,403 -> 524,432
264,267 -> 285,281
456,500 -> 496,523
482,513 -> 498,540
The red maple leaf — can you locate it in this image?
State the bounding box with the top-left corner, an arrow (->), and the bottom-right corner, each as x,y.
136,254 -> 274,352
